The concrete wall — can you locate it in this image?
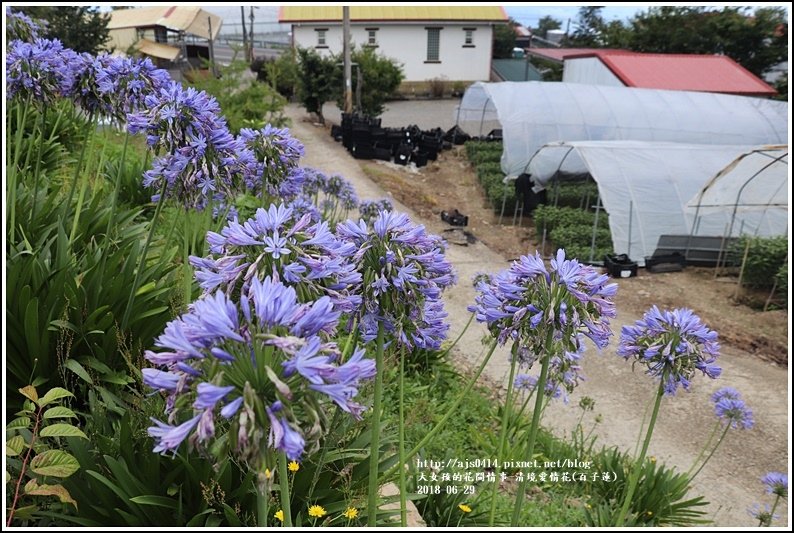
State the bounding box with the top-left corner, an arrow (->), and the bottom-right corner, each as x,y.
292,22 -> 494,82
563,57 -> 624,87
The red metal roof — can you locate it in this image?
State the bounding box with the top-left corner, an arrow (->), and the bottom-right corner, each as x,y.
526,48 -> 628,63
568,50 -> 777,97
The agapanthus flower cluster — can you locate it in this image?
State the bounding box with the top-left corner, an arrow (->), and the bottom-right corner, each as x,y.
618,306 -> 720,395
129,81 -> 250,208
71,53 -> 123,118
143,276 -> 375,464
336,210 -> 456,350
469,249 -> 617,393
238,125 -> 306,199
287,195 -> 322,224
514,373 -> 567,403
762,472 -> 788,498
711,387 -> 753,429
323,174 -> 359,211
6,38 -> 82,103
191,203 -> 361,313
359,199 -> 394,223
747,503 -> 779,526
6,7 -> 43,42
93,55 -> 170,118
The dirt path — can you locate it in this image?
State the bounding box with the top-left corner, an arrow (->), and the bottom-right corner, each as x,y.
284,104 -> 789,527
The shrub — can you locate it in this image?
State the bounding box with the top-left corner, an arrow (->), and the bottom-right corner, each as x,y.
534,205 -> 609,234
252,50 -> 299,100
343,46 -> 404,117
296,47 -> 338,124
732,235 -> 787,289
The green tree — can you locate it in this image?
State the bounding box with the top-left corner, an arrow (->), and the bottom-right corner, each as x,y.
253,50 -> 300,100
567,6 -> 607,46
296,47 -> 338,124
492,18 -> 518,58
18,6 -> 110,54
187,60 -> 287,132
337,47 -> 404,117
534,15 -> 562,39
627,6 -> 788,77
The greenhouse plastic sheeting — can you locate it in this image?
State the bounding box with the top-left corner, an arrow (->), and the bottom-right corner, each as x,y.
455,81 -> 788,177
527,141 -> 761,265
686,146 -> 788,238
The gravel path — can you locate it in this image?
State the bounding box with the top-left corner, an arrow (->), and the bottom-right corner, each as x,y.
285,103 -> 789,528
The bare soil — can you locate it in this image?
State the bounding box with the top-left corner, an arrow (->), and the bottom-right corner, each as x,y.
285,104 -> 789,528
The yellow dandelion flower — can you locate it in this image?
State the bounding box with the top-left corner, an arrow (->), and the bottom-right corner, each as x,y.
646,511 -> 653,517
308,505 -> 327,518
265,468 -> 272,479
274,510 -> 284,522
288,460 -> 300,472
343,507 -> 358,520
650,456 -> 657,463
585,503 -> 592,510
458,503 -> 472,513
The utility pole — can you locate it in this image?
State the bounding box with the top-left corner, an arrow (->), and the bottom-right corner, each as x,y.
240,6 -> 248,62
343,6 -> 353,114
249,7 -> 255,61
207,16 -> 217,77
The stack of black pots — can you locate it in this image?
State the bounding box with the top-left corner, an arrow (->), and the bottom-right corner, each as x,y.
331,113 -> 454,167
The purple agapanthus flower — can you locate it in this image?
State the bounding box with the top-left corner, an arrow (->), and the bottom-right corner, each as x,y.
359,198 -> 394,223
514,373 -> 568,403
761,472 -> 788,498
711,386 -> 741,404
6,7 -> 43,42
714,397 -> 754,429
190,203 -> 361,312
337,209 -> 456,351
469,249 -> 615,396
144,276 -> 375,464
747,503 -> 779,526
128,81 -> 252,208
618,306 -> 720,396
238,125 -> 305,199
6,38 -> 83,103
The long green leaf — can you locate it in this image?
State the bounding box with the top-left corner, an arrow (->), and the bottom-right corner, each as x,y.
129,495 -> 178,509
63,358 -> 94,385
6,417 -> 31,431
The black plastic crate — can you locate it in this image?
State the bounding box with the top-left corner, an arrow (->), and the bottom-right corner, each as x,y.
604,254 -> 638,278
645,253 -> 686,273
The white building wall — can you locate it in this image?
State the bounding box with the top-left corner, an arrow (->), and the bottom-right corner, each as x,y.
563,57 -> 625,87
292,23 -> 493,82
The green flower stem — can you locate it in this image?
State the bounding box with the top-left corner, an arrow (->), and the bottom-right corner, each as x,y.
183,209 -> 192,308
633,390 -> 656,457
8,97 -> 31,243
399,345 -> 407,527
767,494 -> 781,526
62,113 -> 96,221
278,452 -> 293,527
686,421 -> 721,478
489,345 -> 519,526
616,378 -> 666,526
102,131 -> 130,241
367,320 -> 386,526
68,123 -> 100,246
120,180 -> 168,330
510,336 -> 553,527
27,106 -> 47,227
257,477 -> 269,527
382,337 -> 499,482
306,408 -> 342,504
688,423 -> 730,482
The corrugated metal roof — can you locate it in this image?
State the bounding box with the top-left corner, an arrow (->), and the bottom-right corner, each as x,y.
279,6 -> 507,23
492,59 -> 542,82
526,48 -> 628,63
570,51 -> 777,96
136,38 -> 181,61
108,6 -> 222,40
